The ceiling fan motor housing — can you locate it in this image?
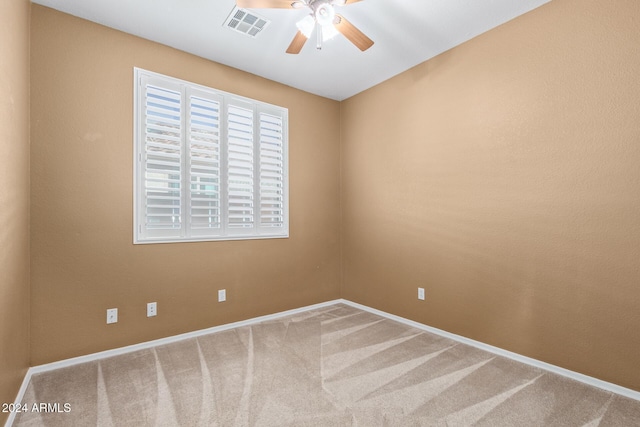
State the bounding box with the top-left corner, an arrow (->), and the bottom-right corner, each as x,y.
315,3 -> 336,26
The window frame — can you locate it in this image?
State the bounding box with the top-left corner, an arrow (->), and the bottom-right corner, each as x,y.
133,68 -> 289,244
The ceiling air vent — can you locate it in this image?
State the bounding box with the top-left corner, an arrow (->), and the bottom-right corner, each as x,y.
224,7 -> 270,38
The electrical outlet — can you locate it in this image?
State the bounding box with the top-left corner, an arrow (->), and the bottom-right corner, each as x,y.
147,302 -> 157,317
418,287 -> 425,301
218,289 -> 226,302
107,308 -> 118,324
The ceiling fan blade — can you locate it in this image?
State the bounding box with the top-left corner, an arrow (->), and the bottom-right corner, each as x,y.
334,14 -> 374,51
286,30 -> 308,54
237,0 -> 299,9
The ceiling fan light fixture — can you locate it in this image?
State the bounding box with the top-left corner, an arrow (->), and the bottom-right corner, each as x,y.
296,15 -> 315,38
296,13 -> 338,43
322,24 -> 339,41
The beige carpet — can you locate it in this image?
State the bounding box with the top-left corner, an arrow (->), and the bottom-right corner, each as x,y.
13,304 -> 640,426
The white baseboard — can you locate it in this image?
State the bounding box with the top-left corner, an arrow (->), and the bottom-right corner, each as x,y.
340,299 -> 640,402
7,298 -> 639,426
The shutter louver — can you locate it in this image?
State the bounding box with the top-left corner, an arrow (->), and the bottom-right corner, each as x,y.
227,104 -> 255,229
259,112 -> 285,229
188,94 -> 222,234
143,84 -> 183,236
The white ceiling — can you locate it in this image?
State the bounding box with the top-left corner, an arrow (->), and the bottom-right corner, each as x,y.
32,0 -> 551,101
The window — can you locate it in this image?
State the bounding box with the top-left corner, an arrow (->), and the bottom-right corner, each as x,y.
134,68 -> 288,243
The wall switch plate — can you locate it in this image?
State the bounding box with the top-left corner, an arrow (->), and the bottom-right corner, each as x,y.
418,287 -> 425,301
147,302 -> 157,317
218,289 -> 226,302
107,308 -> 118,324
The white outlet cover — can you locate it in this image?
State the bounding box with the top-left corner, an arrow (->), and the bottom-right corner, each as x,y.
218,289 -> 226,302
418,288 -> 425,301
147,302 -> 157,317
107,308 -> 118,324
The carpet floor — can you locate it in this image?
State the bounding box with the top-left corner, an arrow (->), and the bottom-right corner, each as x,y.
13,304 -> 640,426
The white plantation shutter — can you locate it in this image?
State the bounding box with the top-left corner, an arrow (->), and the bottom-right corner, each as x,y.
188,91 -> 222,236
134,68 -> 288,243
139,77 -> 184,239
259,110 -> 286,231
226,103 -> 255,230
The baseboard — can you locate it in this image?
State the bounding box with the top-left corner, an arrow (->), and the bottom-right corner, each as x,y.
340,299 -> 640,402
7,298 -> 639,426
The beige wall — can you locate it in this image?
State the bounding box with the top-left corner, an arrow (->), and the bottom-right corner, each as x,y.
341,0 -> 640,391
0,0 -> 31,422
30,5 -> 341,365
25,0 -> 640,394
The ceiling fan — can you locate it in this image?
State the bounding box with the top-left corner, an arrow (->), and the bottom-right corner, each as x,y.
236,0 -> 374,54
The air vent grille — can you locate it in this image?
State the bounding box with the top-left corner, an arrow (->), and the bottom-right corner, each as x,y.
224,7 -> 270,38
